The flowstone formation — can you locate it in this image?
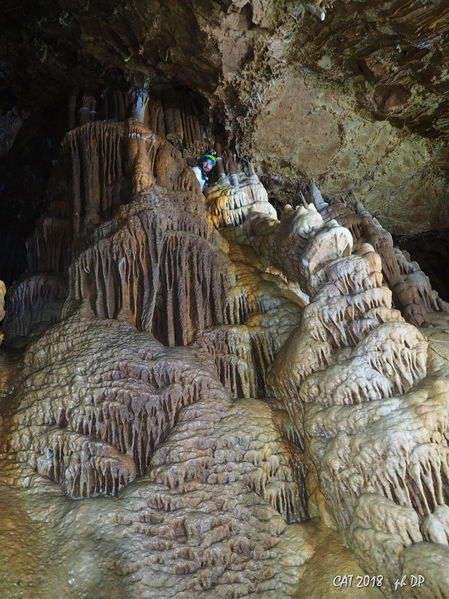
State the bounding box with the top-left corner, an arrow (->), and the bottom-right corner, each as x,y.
2,92 -> 449,599
265,204 -> 449,595
202,169 -> 449,595
2,315 -> 309,598
315,192 -> 449,327
0,108 -> 313,599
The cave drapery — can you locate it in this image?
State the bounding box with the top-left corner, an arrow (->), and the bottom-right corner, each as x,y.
1,1 -> 449,598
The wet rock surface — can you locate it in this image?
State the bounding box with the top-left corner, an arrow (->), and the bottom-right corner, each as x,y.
1,1 -> 449,597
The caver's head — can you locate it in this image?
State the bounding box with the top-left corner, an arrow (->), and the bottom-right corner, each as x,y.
199,151 -> 216,174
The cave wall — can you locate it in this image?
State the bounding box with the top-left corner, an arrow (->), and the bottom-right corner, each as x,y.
251,71 -> 449,235
1,1 -> 449,598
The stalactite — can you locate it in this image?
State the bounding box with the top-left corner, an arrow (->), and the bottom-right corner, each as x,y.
181,103 -> 192,149
65,189 -> 229,346
163,91 -> 184,149
115,89 -> 128,121
127,125 -> 160,194
26,217 -> 72,274
148,97 -> 165,137
5,318 -> 231,498
15,121 -> 183,348
129,88 -> 149,123
63,87 -> 209,165
2,275 -> 67,343
0,280 -> 6,342
77,94 -> 96,126
64,122 -> 126,235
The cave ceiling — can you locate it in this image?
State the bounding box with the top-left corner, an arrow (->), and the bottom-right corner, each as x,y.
0,0 -> 449,263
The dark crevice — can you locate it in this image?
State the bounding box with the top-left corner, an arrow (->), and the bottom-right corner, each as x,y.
395,229 -> 449,302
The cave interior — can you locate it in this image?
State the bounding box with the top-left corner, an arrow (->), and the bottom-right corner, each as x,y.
1,1 -> 449,598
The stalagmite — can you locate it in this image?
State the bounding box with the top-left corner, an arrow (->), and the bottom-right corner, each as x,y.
309,178 -> 329,212
2,84 -> 449,599
268,203 -> 449,594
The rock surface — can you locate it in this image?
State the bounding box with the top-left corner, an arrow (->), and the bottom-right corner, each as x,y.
1,0 -> 449,243
1,1 -> 449,598
0,112 -> 449,597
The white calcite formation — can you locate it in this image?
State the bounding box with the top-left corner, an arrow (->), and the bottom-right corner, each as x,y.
205,169 -> 277,229
3,117 -> 449,599
268,205 -> 449,594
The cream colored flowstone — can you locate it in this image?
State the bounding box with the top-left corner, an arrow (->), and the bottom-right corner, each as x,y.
0,314 -> 376,599
203,175 -> 449,597
264,205 -> 449,596
3,141 -> 449,598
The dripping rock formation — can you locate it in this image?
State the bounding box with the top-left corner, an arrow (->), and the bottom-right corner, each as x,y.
1,111 -> 449,597
1,1 -> 449,598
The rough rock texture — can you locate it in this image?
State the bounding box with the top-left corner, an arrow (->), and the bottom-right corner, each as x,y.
266,204 -> 449,595
1,3 -> 449,594
315,193 -> 449,325
396,229 -> 449,302
0,316 -> 305,597
251,72 -> 449,234
2,0 -> 449,244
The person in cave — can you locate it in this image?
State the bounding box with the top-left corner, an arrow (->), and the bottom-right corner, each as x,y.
192,151 -> 217,192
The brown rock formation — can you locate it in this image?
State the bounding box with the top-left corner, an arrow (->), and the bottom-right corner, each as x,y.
0,113 -> 311,597
2,107 -> 449,597
315,192 -> 449,326
1,2 -> 449,592
1,315 -> 310,598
